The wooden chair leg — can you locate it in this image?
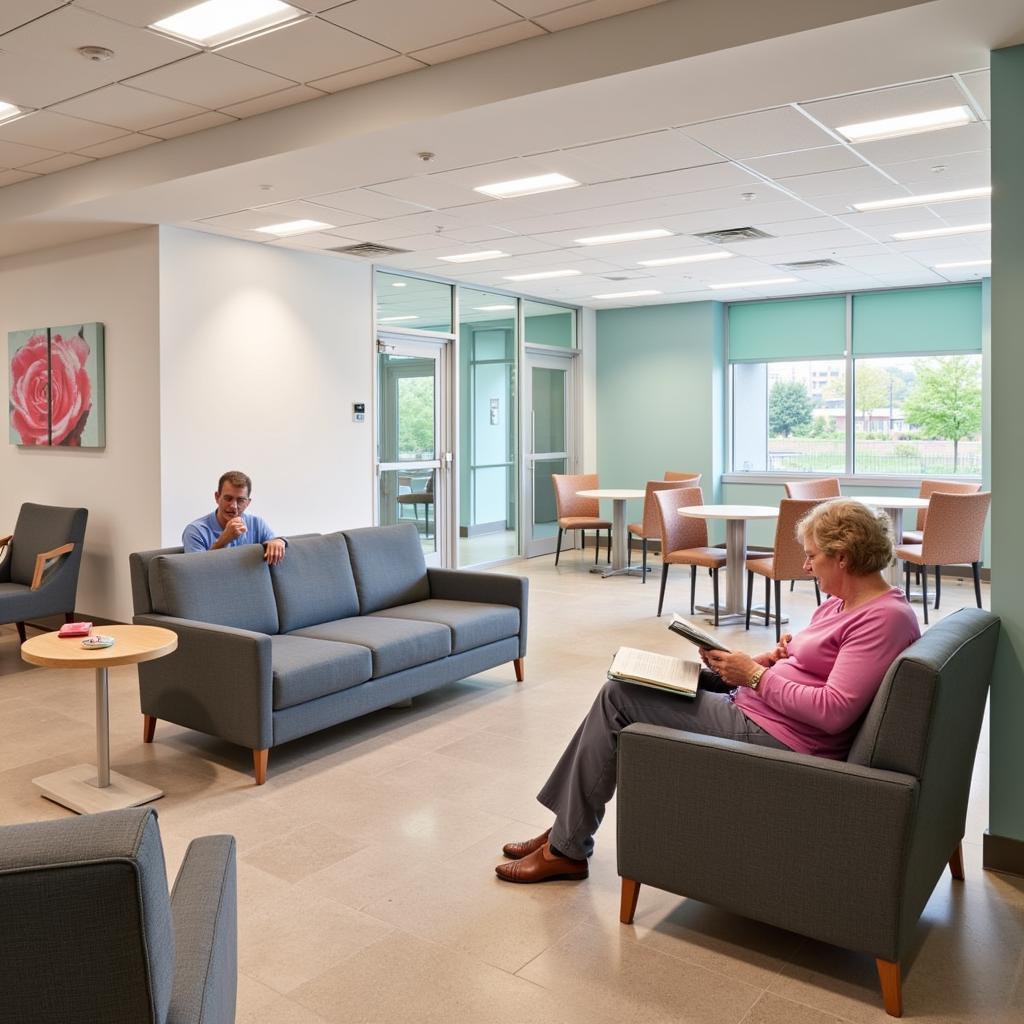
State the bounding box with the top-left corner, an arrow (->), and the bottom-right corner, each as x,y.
774,579 -> 782,642
921,566 -> 929,625
876,958 -> 903,1017
658,564 -> 670,617
641,538 -> 648,583
253,748 -> 269,786
973,562 -> 983,607
143,715 -> 157,743
745,570 -> 754,630
934,565 -> 941,610
949,840 -> 965,880
555,528 -> 563,566
16,621 -> 27,643
513,657 -> 524,682
620,877 -> 641,924
712,569 -> 720,628
689,565 -> 696,614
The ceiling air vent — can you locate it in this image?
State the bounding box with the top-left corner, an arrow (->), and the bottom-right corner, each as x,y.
694,227 -> 774,243
329,242 -> 410,258
779,258 -> 842,270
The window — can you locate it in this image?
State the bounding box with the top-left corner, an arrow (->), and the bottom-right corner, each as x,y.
729,284 -> 983,479
375,271 -> 453,333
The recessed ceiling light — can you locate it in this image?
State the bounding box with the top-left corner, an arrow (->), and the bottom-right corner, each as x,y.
379,315 -> 419,323
391,282 -> 407,287
474,173 -> 580,199
0,100 -> 24,125
503,269 -> 582,281
637,252 -> 733,267
255,219 -> 334,236
836,105 -> 973,144
933,259 -> 991,269
575,228 -> 673,246
475,304 -> 516,311
591,290 -> 663,299
891,223 -> 991,240
852,186 -> 991,212
151,0 -> 304,48
437,250 -> 507,263
708,277 -> 798,289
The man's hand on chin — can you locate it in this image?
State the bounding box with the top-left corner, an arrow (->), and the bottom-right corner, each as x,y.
264,538 -> 286,565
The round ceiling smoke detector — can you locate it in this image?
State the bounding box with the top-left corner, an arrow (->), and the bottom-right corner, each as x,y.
417,151 -> 436,162
78,45 -> 115,62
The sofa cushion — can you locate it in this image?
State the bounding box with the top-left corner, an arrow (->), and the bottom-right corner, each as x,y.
149,546 -> 279,634
270,533 -> 359,633
343,524 -> 429,614
371,599 -> 520,655
289,616 -> 450,677
269,635 -> 372,710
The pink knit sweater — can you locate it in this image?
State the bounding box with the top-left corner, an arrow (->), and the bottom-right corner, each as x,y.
734,588 -> 921,759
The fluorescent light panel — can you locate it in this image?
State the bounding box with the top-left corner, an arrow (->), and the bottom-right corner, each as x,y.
255,219 -> 334,236
0,100 -> 23,124
933,259 -> 991,269
836,105 -> 973,144
474,173 -> 579,199
437,250 -> 507,263
379,315 -> 419,322
503,269 -> 581,281
575,228 -> 672,246
637,251 -> 733,267
891,223 -> 990,240
391,282 -> 407,287
591,290 -> 662,299
708,277 -> 798,290
151,0 -> 303,47
475,304 -> 516,311
852,186 -> 991,212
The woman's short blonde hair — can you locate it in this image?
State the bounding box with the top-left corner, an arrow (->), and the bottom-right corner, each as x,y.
796,498 -> 893,576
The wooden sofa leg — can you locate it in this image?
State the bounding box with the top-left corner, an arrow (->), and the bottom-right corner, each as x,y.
513,657 -> 525,682
620,877 -> 641,924
253,749 -> 269,785
876,959 -> 903,1017
16,621 -> 27,644
949,841 -> 965,880
143,715 -> 156,743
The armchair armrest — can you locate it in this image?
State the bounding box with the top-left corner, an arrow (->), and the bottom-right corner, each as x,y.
30,541 -> 74,590
168,835 -> 237,1024
617,725 -> 918,959
0,535 -> 10,584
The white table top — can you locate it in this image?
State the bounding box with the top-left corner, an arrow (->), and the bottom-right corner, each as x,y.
576,489 -> 645,500
852,495 -> 930,510
680,504 -> 779,520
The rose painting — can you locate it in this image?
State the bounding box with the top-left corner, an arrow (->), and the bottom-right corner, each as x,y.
8,323 -> 105,447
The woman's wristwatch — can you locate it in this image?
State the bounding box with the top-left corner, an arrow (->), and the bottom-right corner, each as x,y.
748,665 -> 766,691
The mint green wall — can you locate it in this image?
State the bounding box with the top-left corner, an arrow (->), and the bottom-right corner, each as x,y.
988,45 -> 1024,846
596,302 -> 724,533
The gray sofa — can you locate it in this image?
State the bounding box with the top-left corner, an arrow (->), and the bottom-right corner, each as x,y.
130,523 -> 527,784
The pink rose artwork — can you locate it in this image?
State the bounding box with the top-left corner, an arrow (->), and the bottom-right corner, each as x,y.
9,332 -> 51,445
49,330 -> 92,446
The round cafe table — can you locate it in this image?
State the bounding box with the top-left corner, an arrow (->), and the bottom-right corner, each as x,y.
576,488 -> 645,578
851,496 -> 930,587
21,624 -> 177,814
680,504 -> 780,624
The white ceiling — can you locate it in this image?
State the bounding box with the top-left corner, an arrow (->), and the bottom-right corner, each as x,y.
0,0 -> 1016,307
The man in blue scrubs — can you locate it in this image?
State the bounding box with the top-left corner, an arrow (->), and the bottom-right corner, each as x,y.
182,470 -> 286,565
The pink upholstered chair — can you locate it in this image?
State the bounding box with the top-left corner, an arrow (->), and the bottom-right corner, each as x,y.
552,473 -> 611,566
653,487 -> 726,622
784,478 -> 841,499
628,481 -> 698,583
745,499 -> 822,641
894,491 -> 991,624
664,472 -> 702,485
903,479 -> 982,544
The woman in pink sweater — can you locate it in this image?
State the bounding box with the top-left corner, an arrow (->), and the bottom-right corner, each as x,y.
497,499 -> 921,884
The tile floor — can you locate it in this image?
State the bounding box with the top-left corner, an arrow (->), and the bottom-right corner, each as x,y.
1,555 -> 1021,1024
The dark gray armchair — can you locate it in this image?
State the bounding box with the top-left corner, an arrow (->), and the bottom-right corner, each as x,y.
0,807 -> 237,1024
616,607 -> 1000,1018
0,502 -> 88,642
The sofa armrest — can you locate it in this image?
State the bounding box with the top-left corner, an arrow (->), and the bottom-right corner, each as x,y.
133,614 -> 274,750
168,835 -> 237,1024
0,534 -> 10,583
427,568 -> 529,657
617,724 -> 918,960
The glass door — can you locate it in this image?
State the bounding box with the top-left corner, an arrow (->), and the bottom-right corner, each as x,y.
523,350 -> 576,557
376,335 -> 452,565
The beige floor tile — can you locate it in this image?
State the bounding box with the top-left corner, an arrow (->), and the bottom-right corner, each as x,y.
237,971 -> 334,1024
737,991 -> 849,1024
242,820 -> 367,884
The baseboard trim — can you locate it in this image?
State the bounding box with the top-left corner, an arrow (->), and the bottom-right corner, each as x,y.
983,831 -> 1024,877
459,520 -> 509,538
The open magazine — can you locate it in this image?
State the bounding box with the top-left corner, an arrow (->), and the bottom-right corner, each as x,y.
667,613 -> 731,653
607,646 -> 699,698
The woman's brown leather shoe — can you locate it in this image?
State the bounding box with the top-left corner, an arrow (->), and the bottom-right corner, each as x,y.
495,843 -> 588,884
501,828 -> 551,860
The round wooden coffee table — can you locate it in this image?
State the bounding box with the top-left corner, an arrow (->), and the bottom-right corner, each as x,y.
21,624 -> 177,814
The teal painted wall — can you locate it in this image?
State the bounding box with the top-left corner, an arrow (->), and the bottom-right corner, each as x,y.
989,45 -> 1024,846
596,302 -> 724,535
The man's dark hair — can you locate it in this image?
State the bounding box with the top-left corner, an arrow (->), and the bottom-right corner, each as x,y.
217,470 -> 252,495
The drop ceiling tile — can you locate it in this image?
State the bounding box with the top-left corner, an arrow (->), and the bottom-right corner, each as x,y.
411,20 -> 544,65
879,149 -> 989,184
0,1 -> 66,34
266,231 -> 356,251
289,0 -> 353,10
126,53 -> 295,109
312,188 -> 428,218
0,110 -> 126,150
681,107 -> 835,160
320,0 -> 519,54
960,70 -> 990,120
76,132 -> 161,158
431,223 -> 518,243
935,200 -> 991,224
498,0 -> 583,13
50,84 -> 207,131
0,138 -> 61,167
146,110 -> 236,139
250,198 -> 356,226
761,216 -> 842,237
369,176 -> 492,210
219,84 -> 326,118
0,168 -> 39,186
535,0 -> 662,31
851,122 -> 990,166
562,129 -> 723,180
745,145 -> 865,180
22,152 -> 94,174
375,232 -> 456,252
74,1 -> 199,27
309,55 -> 426,93
199,209 -> 311,235
801,78 -> 968,132
220,18 -> 396,83
842,254 -> 931,274
777,164 -> 895,200
338,211 -> 469,242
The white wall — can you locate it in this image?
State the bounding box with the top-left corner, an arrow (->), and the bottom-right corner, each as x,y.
158,228 -> 375,546
580,306 -> 597,473
0,229 -> 162,621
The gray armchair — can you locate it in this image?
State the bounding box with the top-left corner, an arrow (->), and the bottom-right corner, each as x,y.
616,608 -> 1000,1018
0,807 -> 237,1024
0,502 -> 88,642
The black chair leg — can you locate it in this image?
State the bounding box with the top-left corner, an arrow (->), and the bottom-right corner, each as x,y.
627,534 -> 632,569
689,565 -> 696,614
934,565 -> 941,610
790,580 -> 795,592
814,580 -> 821,606
904,563 -> 911,601
607,528 -> 612,564
745,570 -> 754,630
764,575 -> 771,628
774,579 -> 782,643
555,528 -> 563,566
641,538 -> 648,583
658,564 -> 670,616
973,562 -> 983,607
712,569 -> 720,628
921,567 -> 929,625
16,621 -> 27,644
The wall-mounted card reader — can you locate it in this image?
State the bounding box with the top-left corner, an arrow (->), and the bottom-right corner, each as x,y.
353,402 -> 366,423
